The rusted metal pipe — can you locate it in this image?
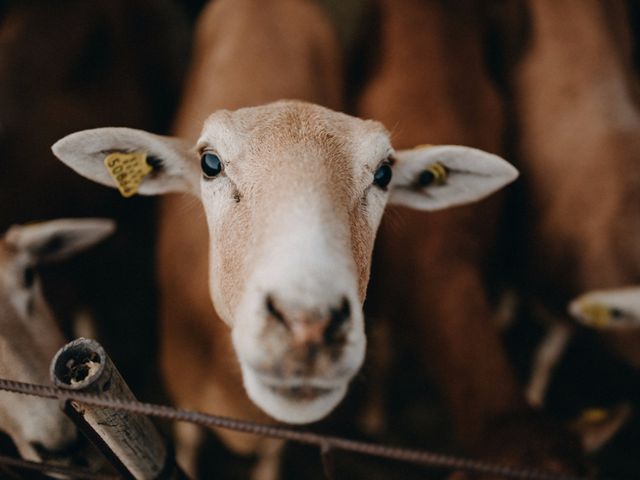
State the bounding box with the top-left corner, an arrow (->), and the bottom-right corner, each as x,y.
50,338 -> 172,480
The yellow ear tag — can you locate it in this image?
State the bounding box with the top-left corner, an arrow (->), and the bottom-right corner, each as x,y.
419,162 -> 448,187
103,152 -> 153,198
427,163 -> 448,183
579,302 -> 611,329
578,408 -> 609,424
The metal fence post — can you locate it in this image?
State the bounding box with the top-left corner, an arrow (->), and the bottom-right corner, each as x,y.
50,338 -> 186,480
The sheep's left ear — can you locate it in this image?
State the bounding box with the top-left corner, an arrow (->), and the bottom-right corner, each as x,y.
52,127 -> 198,196
389,145 -> 518,210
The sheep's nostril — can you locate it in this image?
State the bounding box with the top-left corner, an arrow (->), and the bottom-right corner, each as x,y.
325,297 -> 351,344
266,294 -> 287,328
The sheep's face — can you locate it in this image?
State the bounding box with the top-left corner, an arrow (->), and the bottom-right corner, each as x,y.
198,103 -> 392,423
52,100 -> 518,423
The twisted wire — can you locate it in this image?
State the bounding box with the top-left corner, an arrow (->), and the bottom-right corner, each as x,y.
0,378 -> 597,480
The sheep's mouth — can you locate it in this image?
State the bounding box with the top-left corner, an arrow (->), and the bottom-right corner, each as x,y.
267,384 -> 334,401
241,365 -> 350,423
251,370 -> 345,401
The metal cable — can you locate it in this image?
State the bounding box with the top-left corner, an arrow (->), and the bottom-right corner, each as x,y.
0,378 -> 597,480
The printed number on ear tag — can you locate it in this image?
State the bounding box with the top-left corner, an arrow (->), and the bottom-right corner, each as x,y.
104,152 -> 152,198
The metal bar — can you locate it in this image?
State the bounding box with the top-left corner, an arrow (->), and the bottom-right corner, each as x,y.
0,377 -> 601,480
50,338 -> 168,480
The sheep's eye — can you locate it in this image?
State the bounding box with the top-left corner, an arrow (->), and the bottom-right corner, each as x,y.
201,152 -> 223,178
373,163 -> 392,189
23,266 -> 35,288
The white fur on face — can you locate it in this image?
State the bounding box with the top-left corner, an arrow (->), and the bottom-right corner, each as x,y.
198,102 -> 391,423
231,205 -> 366,423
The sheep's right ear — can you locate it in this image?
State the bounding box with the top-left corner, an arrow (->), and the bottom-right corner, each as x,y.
388,145 -> 518,210
52,128 -> 200,196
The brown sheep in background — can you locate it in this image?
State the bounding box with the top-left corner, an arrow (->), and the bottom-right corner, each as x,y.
0,0 -> 639,478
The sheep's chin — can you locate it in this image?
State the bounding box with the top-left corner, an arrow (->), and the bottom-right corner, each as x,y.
240,365 -> 347,424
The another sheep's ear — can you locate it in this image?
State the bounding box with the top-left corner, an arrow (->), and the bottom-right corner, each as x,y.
6,218 -> 116,264
568,287 -> 640,329
52,127 -> 199,196
389,145 -> 518,210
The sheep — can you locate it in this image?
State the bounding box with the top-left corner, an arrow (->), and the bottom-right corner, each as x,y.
0,218 -> 114,463
509,0 -> 640,411
52,100 -> 516,474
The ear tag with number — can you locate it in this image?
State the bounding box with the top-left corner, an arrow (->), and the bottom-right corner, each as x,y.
104,152 -> 153,198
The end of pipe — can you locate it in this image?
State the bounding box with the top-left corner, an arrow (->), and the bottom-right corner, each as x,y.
50,338 -> 107,390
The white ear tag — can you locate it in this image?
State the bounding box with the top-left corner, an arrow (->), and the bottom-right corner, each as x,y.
103,152 -> 153,198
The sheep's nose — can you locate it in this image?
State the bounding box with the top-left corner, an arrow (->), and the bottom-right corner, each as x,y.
266,294 -> 351,346
30,435 -> 78,461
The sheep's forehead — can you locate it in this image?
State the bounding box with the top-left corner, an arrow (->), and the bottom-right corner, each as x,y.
198,102 -> 391,181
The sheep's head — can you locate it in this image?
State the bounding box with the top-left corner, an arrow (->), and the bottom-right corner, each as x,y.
52,100 -> 517,423
0,218 -> 113,460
